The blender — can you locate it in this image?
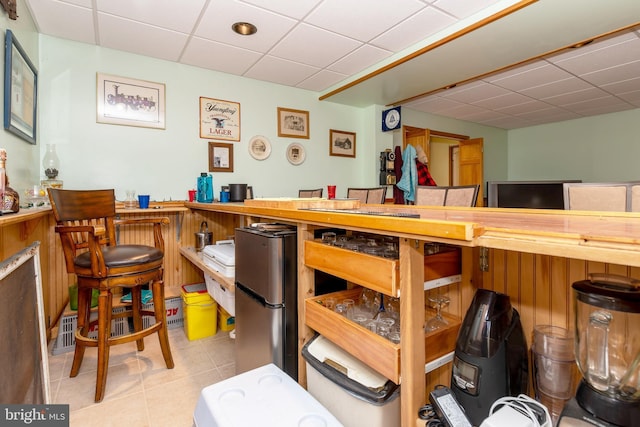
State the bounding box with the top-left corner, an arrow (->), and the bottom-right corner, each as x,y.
558,274 -> 640,427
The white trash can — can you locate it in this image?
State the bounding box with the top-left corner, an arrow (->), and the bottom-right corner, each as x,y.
302,334 -> 400,427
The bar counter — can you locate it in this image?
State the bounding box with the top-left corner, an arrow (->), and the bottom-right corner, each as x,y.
186,201 -> 640,266
185,200 -> 640,427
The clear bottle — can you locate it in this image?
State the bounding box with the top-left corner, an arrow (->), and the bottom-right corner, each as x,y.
124,190 -> 137,209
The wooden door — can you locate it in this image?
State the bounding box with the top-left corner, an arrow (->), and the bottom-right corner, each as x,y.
459,138 -> 484,206
403,126 -> 430,161
402,126 -> 484,205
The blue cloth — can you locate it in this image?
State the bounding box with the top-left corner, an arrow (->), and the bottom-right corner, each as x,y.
396,144 -> 417,202
121,289 -> 153,304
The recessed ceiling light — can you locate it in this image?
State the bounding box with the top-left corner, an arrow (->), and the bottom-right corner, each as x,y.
232,22 -> 257,36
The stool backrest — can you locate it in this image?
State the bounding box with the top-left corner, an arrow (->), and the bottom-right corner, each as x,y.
48,188 -> 118,273
299,188 -> 323,198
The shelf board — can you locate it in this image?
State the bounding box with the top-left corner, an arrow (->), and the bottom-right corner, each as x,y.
179,246 -> 235,292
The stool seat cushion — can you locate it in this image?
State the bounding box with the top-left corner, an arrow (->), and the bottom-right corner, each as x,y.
75,244 -> 163,269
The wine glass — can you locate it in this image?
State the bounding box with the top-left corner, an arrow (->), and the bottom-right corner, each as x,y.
425,294 -> 450,332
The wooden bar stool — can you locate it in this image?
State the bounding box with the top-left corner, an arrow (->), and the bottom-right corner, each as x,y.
48,188 -> 174,402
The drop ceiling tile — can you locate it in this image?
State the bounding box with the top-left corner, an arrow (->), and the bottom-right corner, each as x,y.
26,0 -> 95,44
471,92 -> 534,109
580,61 -> 640,86
270,24 -> 361,68
194,0 -> 297,53
297,69 -> 349,91
551,36 -> 640,76
371,6 -> 456,51
542,87 -> 612,107
244,55 -> 319,86
568,99 -> 633,116
490,64 -> 575,92
305,0 -> 425,42
328,44 -> 392,75
433,0 -> 501,19
96,0 -> 206,33
98,13 -> 188,62
494,99 -> 551,115
181,37 -> 262,75
514,106 -> 579,122
600,76 -> 640,95
477,115 -> 533,129
441,81 -> 511,103
521,76 -> 592,99
239,0 -> 322,20
617,89 -> 640,106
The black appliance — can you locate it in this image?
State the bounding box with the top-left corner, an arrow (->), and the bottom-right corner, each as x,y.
234,224 -> 298,380
451,289 -> 529,426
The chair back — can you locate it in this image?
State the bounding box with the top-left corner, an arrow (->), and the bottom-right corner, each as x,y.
415,185 -> 479,207
415,186 -> 447,206
48,188 -> 118,273
347,187 -> 386,204
299,188 -> 323,198
563,182 -> 630,211
444,185 -> 479,207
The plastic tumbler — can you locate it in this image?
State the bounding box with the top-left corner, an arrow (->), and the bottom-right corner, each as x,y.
138,194 -> 150,209
188,189 -> 197,202
327,185 -> 336,199
220,191 -> 230,203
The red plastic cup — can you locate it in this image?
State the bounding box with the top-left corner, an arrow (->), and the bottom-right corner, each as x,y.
327,185 -> 336,199
188,189 -> 197,202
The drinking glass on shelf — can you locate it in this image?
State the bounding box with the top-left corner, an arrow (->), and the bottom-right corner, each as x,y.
425,294 -> 450,332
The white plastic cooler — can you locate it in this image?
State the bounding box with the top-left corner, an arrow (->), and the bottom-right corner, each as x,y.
193,363 -> 343,427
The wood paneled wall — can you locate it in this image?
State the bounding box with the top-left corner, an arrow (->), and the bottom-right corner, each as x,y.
424,246 -> 640,398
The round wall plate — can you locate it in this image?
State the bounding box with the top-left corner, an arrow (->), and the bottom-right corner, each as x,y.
286,143 -> 306,165
248,135 -> 272,160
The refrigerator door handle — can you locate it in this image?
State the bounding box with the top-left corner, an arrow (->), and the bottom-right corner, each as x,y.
236,282 -> 283,309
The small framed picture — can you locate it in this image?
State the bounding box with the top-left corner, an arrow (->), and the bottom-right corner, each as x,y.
329,129 -> 356,158
200,97 -> 240,141
96,73 -> 165,129
277,107 -> 309,139
209,142 -> 234,172
248,135 -> 271,160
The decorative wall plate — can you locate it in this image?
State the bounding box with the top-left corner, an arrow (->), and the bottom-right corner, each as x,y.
248,135 -> 271,160
286,143 -> 306,165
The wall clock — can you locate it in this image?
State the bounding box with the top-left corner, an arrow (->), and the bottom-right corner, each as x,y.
382,107 -> 401,131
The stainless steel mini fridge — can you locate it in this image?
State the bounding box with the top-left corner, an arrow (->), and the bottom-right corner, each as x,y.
234,224 -> 298,380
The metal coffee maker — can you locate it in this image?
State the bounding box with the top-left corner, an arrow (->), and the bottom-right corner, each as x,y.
558,274 -> 640,427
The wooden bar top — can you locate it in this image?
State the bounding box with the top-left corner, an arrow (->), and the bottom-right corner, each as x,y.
187,201 -> 640,267
0,206 -> 51,227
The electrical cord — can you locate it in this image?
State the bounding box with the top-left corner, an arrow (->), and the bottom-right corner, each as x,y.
418,403 -> 443,427
486,394 -> 551,427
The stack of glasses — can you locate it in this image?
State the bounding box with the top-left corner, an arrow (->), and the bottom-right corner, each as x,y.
322,288 -> 401,344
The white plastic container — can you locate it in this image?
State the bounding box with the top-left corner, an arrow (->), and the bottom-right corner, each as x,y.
193,363 -> 343,427
204,274 -> 235,316
202,241 -> 235,277
302,335 -> 400,427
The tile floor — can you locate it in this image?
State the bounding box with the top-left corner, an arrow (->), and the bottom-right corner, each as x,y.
48,327 -> 236,427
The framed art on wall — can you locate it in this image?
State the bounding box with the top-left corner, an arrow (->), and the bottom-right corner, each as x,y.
248,135 -> 271,160
286,142 -> 306,165
329,129 -> 356,158
3,30 -> 38,144
209,142 -> 234,172
277,107 -> 309,139
200,97 -> 240,141
96,73 -> 165,129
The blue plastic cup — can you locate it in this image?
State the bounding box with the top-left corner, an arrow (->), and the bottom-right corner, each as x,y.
138,194 -> 150,209
220,191 -> 230,203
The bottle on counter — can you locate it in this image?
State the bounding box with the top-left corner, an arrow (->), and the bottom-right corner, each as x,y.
0,149 -> 19,213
